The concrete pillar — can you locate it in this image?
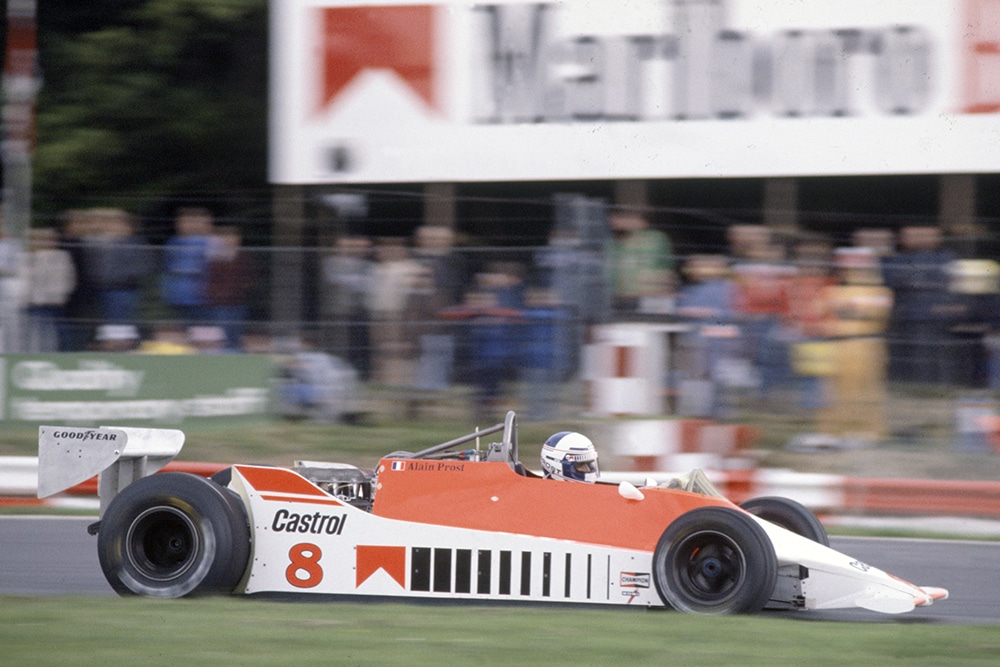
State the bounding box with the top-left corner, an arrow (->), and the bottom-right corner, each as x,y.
271,184 -> 306,337
424,183 -> 456,229
938,173 -> 978,237
939,174 -> 979,256
762,177 -> 799,232
614,180 -> 650,212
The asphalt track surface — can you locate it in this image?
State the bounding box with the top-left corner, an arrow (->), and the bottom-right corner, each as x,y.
0,516 -> 996,624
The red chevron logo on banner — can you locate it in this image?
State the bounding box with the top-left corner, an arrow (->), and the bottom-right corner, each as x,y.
318,5 -> 438,113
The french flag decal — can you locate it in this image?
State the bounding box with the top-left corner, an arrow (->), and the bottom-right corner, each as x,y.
391,461 -> 405,471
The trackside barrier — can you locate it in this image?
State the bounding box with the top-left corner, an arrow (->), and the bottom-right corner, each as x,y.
583,322 -> 690,416
610,418 -> 759,472
839,477 -> 1000,518
4,454 -> 1000,519
609,418 -> 1000,519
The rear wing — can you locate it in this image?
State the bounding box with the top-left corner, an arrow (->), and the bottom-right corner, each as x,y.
37,425 -> 185,515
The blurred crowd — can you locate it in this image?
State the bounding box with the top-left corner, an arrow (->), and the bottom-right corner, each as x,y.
8,206 -> 257,355
673,223 -> 1000,447
2,204 -> 999,434
314,211 -> 1000,438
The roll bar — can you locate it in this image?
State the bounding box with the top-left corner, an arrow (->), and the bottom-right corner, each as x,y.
405,411 -> 519,465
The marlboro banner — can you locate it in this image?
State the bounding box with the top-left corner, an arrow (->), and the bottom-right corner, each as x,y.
270,0 -> 1000,183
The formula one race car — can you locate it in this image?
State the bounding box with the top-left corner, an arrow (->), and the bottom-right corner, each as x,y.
37,412 -> 948,614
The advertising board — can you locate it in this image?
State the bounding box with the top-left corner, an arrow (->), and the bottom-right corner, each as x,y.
270,0 -> 1000,183
0,354 -> 272,424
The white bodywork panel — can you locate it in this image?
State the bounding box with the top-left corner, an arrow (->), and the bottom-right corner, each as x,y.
227,465 -> 945,612
753,517 -> 942,613
230,466 -> 659,605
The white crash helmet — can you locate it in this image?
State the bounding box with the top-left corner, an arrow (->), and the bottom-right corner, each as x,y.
541,431 -> 599,483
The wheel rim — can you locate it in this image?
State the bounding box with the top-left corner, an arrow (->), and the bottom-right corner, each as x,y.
125,506 -> 200,582
673,530 -> 746,604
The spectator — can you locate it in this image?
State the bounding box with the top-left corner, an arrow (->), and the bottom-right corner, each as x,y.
0,216 -> 25,352
881,225 -> 956,383
478,262 -> 527,388
161,206 -> 215,324
412,225 -> 465,390
949,259 -> 1000,387
137,323 -> 196,354
206,226 -> 256,350
675,254 -> 739,418
730,225 -> 794,398
23,228 -> 76,352
414,225 -> 465,306
322,235 -> 373,380
675,254 -> 734,321
817,247 -> 894,444
440,287 -> 523,423
519,287 -> 562,422
484,261 -> 527,310
187,325 -> 228,354
276,337 -> 360,424
93,323 -> 140,352
407,263 -> 451,396
58,209 -> 99,351
785,239 -> 836,410
367,238 -> 421,386
852,228 -> 895,258
607,210 -> 675,315
81,208 -> 153,325
534,225 -> 603,381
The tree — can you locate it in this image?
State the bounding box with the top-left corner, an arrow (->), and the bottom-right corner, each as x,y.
33,0 -> 268,233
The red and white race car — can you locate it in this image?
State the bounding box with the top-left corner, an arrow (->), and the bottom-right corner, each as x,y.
37,412 -> 947,614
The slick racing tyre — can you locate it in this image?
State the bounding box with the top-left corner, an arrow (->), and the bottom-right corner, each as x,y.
740,496 -> 830,546
652,507 -> 777,614
97,472 -> 250,598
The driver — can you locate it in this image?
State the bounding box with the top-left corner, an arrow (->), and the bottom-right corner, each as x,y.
540,431 -> 599,483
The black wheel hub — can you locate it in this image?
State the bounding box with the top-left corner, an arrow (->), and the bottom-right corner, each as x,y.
676,532 -> 745,601
126,506 -> 200,581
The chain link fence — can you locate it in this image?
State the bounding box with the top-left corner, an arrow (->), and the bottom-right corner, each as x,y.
9,197 -> 1000,453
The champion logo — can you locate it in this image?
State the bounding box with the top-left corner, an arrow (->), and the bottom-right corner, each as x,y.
318,5 -> 438,113
620,572 -> 650,589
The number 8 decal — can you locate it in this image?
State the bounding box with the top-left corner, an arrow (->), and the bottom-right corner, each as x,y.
286,543 -> 324,588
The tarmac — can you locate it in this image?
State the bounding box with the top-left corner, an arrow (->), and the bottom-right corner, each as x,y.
823,514 -> 1000,538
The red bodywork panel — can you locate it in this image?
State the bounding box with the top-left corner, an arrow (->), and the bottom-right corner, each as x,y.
371,459 -> 734,552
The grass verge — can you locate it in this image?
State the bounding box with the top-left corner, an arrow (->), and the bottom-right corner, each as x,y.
1,596 -> 998,666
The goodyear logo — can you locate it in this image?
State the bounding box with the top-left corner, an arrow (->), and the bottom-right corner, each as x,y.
51,430 -> 120,442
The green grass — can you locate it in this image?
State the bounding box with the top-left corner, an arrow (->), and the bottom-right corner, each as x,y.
1,596 -> 997,666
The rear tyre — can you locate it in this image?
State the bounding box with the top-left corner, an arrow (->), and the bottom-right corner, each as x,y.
97,472 -> 250,598
740,496 -> 829,546
652,506 -> 777,614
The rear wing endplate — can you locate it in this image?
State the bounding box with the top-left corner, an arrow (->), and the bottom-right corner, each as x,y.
37,425 -> 185,515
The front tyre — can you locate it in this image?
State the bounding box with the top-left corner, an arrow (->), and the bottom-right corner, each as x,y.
652,507 -> 777,614
740,496 -> 829,546
97,472 -> 250,598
